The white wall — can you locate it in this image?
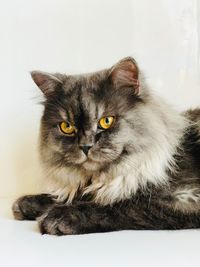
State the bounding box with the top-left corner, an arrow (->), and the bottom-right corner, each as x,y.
0,0 -> 199,197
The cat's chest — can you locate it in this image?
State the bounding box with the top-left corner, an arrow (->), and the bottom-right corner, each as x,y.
47,163 -> 142,205
46,147 -> 171,204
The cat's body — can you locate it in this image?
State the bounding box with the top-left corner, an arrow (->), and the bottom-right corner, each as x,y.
13,58 -> 200,235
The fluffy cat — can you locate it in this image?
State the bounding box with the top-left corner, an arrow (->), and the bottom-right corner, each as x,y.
12,57 -> 200,235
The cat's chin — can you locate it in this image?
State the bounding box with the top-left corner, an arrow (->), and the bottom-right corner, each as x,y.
82,159 -> 102,171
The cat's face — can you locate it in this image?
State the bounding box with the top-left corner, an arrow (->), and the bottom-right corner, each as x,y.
32,58 -> 142,172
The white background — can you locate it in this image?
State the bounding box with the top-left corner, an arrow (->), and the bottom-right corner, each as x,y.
0,0 -> 199,198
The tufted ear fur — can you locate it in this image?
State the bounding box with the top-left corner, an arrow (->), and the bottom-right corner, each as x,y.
109,57 -> 140,95
31,71 -> 63,96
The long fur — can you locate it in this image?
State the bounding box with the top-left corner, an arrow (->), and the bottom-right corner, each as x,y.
41,74 -> 189,205
12,57 -> 200,235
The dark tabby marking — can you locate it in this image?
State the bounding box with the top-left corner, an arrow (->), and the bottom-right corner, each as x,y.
13,57 -> 200,235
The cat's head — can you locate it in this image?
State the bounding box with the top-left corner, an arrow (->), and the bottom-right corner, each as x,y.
31,57 -> 145,172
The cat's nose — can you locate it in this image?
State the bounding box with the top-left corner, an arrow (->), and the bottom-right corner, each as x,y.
80,145 -> 92,156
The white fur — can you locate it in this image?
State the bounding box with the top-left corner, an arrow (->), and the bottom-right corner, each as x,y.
174,188 -> 200,204
44,166 -> 90,203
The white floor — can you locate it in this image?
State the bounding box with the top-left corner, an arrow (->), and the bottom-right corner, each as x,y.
0,197 -> 200,267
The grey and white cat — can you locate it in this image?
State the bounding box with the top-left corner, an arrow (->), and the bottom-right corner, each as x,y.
13,57 -> 200,235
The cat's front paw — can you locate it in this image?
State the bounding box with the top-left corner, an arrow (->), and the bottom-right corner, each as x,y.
12,196 -> 27,220
38,205 -> 81,235
12,194 -> 55,220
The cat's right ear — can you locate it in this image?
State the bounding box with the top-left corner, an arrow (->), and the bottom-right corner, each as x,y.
31,71 -> 63,96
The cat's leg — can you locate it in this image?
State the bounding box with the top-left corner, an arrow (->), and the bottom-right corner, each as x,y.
38,203 -> 120,235
12,194 -> 57,220
37,201 -> 154,235
37,200 -> 200,235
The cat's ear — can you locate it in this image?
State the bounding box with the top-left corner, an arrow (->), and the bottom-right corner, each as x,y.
109,57 -> 140,95
31,71 -> 63,96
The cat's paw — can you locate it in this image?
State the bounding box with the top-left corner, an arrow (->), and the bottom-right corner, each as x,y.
12,194 -> 55,221
12,196 -> 27,220
38,205 -> 80,235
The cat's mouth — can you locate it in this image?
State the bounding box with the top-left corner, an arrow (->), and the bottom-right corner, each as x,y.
82,159 -> 102,171
81,153 -> 116,171
77,152 -> 103,171
70,152 -> 101,171
72,147 -> 123,171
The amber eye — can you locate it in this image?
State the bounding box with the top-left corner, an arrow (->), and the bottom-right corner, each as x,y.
99,116 -> 115,130
59,121 -> 76,135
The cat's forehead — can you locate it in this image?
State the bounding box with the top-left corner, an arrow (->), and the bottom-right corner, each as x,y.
62,70 -> 108,94
61,71 -> 110,116
56,70 -> 138,122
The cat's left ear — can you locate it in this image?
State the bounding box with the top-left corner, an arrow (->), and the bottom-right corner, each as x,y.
31,71 -> 63,96
109,57 -> 140,95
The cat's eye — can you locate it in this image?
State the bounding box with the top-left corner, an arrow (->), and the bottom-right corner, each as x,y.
59,121 -> 76,135
99,116 -> 115,130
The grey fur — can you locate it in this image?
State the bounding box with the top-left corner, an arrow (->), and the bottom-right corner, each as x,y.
12,57 -> 200,235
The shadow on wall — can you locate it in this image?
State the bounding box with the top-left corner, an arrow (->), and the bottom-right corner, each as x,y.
14,124 -> 44,197
0,125 -> 44,198
14,128 -> 44,197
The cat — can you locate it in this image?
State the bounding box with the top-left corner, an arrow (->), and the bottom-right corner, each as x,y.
12,57 -> 200,235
